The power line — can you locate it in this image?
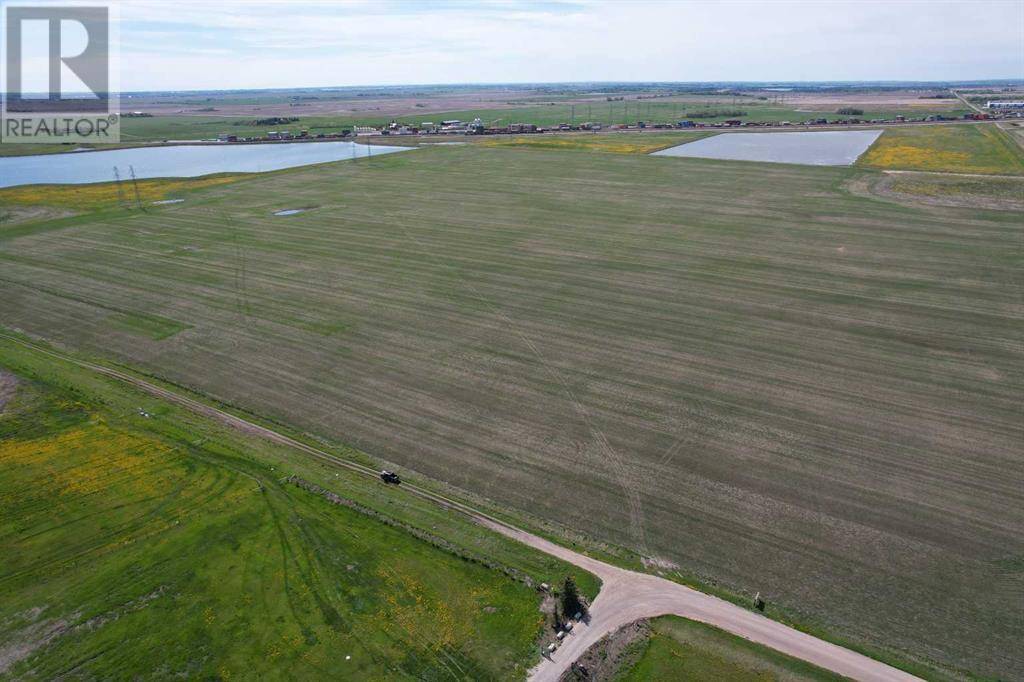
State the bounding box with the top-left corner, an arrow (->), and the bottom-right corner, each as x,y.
113,166 -> 128,208
128,165 -> 144,210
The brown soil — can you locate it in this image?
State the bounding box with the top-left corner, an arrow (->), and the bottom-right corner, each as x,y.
123,87 -> 561,118
847,172 -> 1024,211
780,91 -> 964,111
0,369 -> 18,414
0,587 -> 167,674
124,87 -> 968,119
558,619 -> 651,682
0,206 -> 76,227
0,615 -> 70,675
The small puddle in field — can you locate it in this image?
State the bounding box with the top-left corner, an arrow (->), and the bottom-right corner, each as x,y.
152,199 -> 184,205
274,208 -> 309,216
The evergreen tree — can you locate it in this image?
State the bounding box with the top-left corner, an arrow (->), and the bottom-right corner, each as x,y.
561,576 -> 585,617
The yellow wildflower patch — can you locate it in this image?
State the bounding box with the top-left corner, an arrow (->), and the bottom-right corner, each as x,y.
858,125 -> 1024,175
0,417 -> 175,500
861,144 -> 971,170
377,566 -> 458,649
0,174 -> 247,211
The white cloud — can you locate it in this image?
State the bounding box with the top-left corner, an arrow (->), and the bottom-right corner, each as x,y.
111,0 -> 1023,90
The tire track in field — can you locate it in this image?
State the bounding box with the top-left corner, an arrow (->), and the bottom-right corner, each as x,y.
384,222 -> 649,553
0,334 -> 923,682
97,199 -> 652,549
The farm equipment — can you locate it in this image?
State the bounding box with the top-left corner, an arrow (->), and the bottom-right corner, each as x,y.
380,470 -> 401,484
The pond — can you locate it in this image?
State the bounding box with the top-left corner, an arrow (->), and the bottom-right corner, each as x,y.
651,130 -> 883,166
0,141 -> 414,188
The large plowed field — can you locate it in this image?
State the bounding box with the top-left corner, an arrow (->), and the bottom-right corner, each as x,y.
1,145 -> 1021,677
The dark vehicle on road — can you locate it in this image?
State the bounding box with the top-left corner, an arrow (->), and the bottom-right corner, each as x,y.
380,470 -> 401,484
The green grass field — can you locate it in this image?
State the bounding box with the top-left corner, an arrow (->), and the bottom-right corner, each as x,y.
0,337 -> 605,679
616,617 -> 844,681
0,143 -> 1021,678
858,123 -> 1024,174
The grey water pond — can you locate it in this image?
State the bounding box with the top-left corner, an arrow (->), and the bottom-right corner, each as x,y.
652,130 -> 883,166
0,141 -> 413,188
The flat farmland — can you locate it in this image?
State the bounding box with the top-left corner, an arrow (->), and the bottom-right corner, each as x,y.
1,146 -> 1022,677
105,102 -> 972,136
858,123 -> 1024,174
0,99 -> 970,157
0,344 -> 562,679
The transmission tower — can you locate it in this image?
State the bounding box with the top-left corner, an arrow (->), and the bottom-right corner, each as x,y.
113,166 -> 128,208
128,165 -> 143,210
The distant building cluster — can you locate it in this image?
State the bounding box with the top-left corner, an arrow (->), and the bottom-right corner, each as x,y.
215,129 -> 349,143
206,107 -> 1019,146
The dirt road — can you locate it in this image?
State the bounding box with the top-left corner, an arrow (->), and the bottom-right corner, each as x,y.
951,89 -> 985,115
882,168 -> 1024,180
481,520 -> 919,682
1,335 -> 921,682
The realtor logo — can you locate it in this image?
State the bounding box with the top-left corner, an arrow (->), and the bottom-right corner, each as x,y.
2,2 -> 119,142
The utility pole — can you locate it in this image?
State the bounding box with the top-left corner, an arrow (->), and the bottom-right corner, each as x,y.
113,166 -> 128,208
128,165 -> 143,210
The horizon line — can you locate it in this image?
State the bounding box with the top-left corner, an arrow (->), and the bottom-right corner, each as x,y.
102,77 -> 1024,96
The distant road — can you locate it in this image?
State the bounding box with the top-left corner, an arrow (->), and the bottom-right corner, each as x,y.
951,89 -> 985,114
0,336 -> 922,682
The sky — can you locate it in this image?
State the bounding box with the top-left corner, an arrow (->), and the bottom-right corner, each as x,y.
77,0 -> 1024,90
